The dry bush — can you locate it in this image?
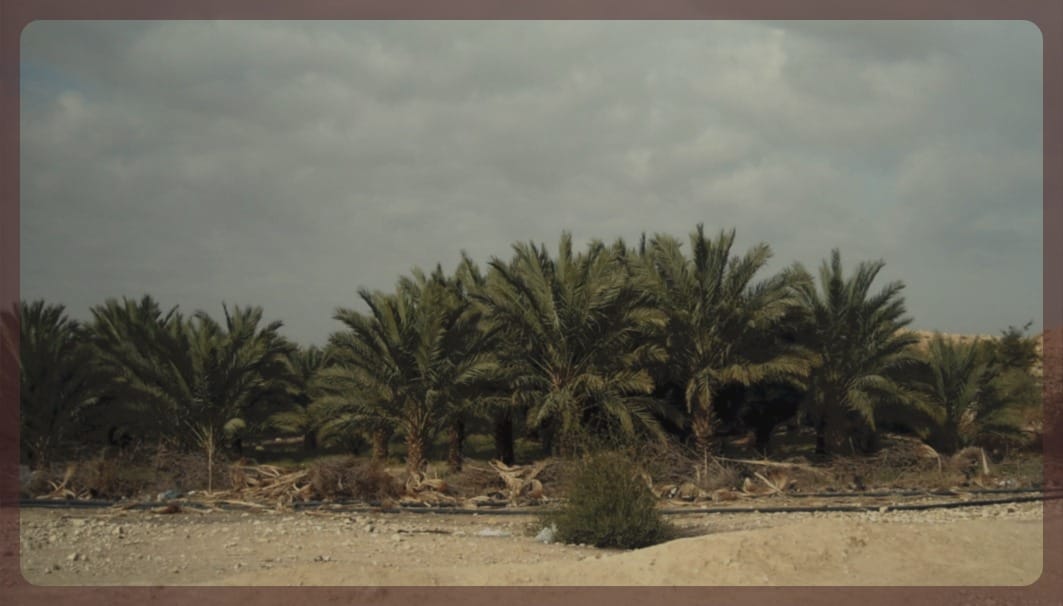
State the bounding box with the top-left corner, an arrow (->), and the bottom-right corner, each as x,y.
151,442 -> 232,493
629,440 -> 747,495
696,457 -> 749,493
76,457 -> 152,499
524,458 -> 571,498
27,456 -> 154,500
21,468 -> 53,498
821,435 -> 969,491
307,457 -> 403,501
440,463 -> 506,498
634,439 -> 699,486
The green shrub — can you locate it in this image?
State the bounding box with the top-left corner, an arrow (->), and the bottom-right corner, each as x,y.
540,451 -> 672,549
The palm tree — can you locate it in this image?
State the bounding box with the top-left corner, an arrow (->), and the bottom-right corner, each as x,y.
321,271 -> 496,473
794,250 -> 922,455
88,295 -> 185,440
473,233 -> 669,456
89,297 -> 296,454
639,226 -> 812,455
450,253 -> 516,466
908,330 -> 1041,454
907,335 -> 992,454
268,345 -> 332,452
11,300 -> 103,469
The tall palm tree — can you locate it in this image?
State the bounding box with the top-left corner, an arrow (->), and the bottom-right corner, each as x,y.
321,272 -> 496,473
450,252 -> 515,466
473,233 -> 669,456
88,295 -> 185,440
640,226 -> 812,455
268,345 -> 332,452
89,296 -> 296,452
11,300 -> 103,469
794,250 -> 922,455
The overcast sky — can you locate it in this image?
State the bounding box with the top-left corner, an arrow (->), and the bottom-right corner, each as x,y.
20,20 -> 1043,346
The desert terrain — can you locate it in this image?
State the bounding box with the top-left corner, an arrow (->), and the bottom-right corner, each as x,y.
18,499 -> 1053,587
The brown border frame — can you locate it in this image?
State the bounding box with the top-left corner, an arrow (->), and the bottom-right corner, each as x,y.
1,2 -> 1060,605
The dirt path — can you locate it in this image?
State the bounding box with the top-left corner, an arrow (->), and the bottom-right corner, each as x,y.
18,500 -> 1052,586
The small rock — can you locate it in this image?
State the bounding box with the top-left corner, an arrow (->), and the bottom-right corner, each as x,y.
535,524 -> 557,544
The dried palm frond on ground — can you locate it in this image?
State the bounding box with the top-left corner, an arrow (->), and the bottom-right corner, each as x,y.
403,470 -> 459,507
223,463 -> 313,505
489,459 -> 547,505
218,458 -> 413,506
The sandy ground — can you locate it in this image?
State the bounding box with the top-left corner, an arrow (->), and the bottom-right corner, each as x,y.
17,500 -> 1053,587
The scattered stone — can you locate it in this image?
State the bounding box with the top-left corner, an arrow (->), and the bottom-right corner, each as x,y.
535,524 -> 558,544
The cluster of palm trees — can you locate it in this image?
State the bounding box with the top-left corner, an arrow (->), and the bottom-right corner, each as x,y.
10,226 -> 1042,474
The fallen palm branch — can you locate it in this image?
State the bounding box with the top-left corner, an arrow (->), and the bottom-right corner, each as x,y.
188,464 -> 318,507
488,459 -> 547,505
402,470 -> 459,507
712,456 -> 832,477
747,471 -> 786,496
40,464 -> 92,500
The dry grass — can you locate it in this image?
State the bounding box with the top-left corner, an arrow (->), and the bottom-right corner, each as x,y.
306,456 -> 403,501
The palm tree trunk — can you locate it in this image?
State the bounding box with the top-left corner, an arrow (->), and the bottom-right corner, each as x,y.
817,411 -> 849,456
539,420 -> 557,457
815,417 -> 828,455
405,431 -> 429,474
302,430 -> 317,452
30,437 -> 52,472
370,427 -> 391,463
753,423 -> 773,456
493,411 -> 515,465
691,405 -> 716,456
447,418 -> 465,472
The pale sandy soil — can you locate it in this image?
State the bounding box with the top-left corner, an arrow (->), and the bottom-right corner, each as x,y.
18,500 -> 1053,587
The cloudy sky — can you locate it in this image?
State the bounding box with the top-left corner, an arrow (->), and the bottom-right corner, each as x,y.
20,20 -> 1043,346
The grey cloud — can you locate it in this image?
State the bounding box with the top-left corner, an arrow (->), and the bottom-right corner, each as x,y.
20,20 -> 1043,344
